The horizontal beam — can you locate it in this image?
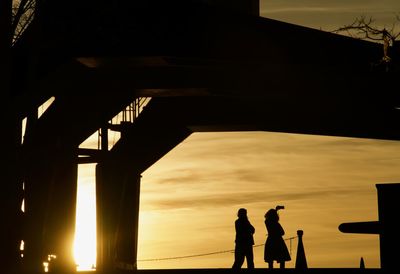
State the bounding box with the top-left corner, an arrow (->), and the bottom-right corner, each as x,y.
338,221 -> 380,234
78,149 -> 108,164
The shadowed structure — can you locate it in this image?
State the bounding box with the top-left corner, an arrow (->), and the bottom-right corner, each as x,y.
339,183 -> 400,270
2,0 -> 400,273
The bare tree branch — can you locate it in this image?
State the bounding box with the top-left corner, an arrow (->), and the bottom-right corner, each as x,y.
333,15 -> 400,45
333,15 -> 400,71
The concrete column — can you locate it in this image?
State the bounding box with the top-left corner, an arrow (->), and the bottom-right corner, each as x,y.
96,162 -> 122,272
376,183 -> 400,270
23,145 -> 77,273
115,173 -> 141,270
0,1 -> 22,273
96,162 -> 141,271
44,149 -> 78,273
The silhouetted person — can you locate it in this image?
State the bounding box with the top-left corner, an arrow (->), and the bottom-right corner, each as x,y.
232,208 -> 255,270
264,206 -> 291,269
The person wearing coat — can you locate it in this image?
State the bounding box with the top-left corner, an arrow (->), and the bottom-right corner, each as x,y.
264,206 -> 291,269
232,208 -> 255,269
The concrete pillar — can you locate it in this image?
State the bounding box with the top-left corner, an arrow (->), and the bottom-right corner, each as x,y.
115,173 -> 141,270
96,162 -> 141,271
376,183 -> 400,270
44,150 -> 78,273
0,1 -> 22,273
23,144 -> 77,273
339,183 -> 400,271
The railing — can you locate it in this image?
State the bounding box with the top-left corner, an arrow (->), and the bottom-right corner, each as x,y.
138,235 -> 298,262
97,97 -> 152,150
111,97 -> 152,124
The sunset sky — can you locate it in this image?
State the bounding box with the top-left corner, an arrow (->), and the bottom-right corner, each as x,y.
261,0 -> 400,31
137,132 -> 400,269
74,0 -> 400,270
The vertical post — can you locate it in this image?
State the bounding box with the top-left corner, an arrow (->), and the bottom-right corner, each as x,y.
23,144 -> 78,273
295,230 -> 308,269
101,126 -> 108,152
96,163 -> 109,272
96,165 -> 104,271
96,162 -> 123,272
44,148 -> 78,272
96,161 -> 142,271
0,1 -> 23,272
376,183 -> 400,270
23,149 -> 48,273
115,173 -> 141,270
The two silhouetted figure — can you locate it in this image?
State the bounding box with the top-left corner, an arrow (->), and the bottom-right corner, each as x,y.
232,208 -> 255,270
232,206 -> 291,270
264,206 -> 291,268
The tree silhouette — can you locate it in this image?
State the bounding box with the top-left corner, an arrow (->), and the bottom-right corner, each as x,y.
333,15 -> 400,69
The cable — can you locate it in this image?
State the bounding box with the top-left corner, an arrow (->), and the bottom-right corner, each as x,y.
138,236 -> 297,262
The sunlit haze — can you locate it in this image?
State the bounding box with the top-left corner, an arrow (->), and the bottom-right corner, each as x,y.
74,164 -> 96,271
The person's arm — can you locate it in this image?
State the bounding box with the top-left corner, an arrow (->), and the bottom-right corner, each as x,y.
235,220 -> 239,233
278,223 -> 285,236
250,223 -> 255,234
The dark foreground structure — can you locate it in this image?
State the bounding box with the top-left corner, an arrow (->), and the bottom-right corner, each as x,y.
339,183 -> 400,271
1,0 -> 399,273
85,269 -> 392,274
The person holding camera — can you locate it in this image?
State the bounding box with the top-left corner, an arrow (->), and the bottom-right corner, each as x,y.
264,206 -> 291,269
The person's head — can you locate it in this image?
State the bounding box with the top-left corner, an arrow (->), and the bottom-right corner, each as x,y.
237,208 -> 247,219
265,208 -> 279,223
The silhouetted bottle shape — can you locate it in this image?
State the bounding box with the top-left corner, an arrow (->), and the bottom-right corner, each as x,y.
295,230 -> 308,269
360,257 -> 365,269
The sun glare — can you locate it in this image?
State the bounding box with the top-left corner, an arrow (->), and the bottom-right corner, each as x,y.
74,164 -> 97,271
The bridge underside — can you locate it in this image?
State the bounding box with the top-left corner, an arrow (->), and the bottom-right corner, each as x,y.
8,0 -> 400,272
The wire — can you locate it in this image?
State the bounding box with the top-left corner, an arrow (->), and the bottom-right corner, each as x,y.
138,249 -> 234,262
138,236 -> 297,262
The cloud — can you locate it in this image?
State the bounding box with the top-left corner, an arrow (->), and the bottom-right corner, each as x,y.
141,132 -> 400,213
261,0 -> 399,14
140,187 -> 367,211
260,0 -> 400,31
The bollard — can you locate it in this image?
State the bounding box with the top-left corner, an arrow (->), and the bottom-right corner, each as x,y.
360,257 -> 365,269
295,230 -> 308,269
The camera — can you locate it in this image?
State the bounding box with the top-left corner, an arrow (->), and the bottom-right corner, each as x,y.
276,205 -> 285,211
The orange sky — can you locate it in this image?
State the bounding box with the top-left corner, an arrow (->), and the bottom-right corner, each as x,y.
261,0 -> 400,31
136,132 -> 400,269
